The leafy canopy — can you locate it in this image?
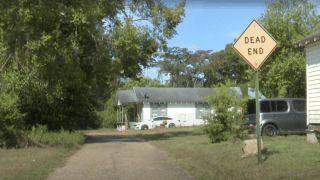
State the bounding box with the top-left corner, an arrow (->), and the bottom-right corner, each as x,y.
0,0 -> 186,132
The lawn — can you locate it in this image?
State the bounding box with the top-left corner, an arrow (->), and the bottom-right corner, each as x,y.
0,147 -> 80,180
0,128 -> 86,180
135,127 -> 320,180
80,126 -> 320,179
2,126 -> 319,180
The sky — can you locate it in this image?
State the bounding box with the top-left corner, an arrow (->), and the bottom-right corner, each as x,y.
142,0 -> 270,83
140,0 -> 320,84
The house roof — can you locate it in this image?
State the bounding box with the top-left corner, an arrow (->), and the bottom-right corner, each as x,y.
115,87 -> 265,106
115,90 -> 138,105
133,87 -> 215,103
293,29 -> 320,47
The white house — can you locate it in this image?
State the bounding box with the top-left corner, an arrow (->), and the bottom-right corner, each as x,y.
294,29 -> 320,143
115,87 -> 265,130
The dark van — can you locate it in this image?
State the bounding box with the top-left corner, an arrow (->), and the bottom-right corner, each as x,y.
242,98 -> 306,136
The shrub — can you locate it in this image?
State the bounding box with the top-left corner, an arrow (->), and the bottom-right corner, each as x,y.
27,124 -> 86,149
0,128 -> 19,149
200,80 -> 250,143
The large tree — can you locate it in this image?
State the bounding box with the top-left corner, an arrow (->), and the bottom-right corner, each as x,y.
155,47 -> 229,88
0,0 -> 186,131
253,0 -> 320,98
154,47 -> 196,87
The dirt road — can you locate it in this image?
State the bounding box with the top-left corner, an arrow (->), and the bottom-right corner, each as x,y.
46,133 -> 195,180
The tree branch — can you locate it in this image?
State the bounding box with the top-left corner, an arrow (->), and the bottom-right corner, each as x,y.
0,54 -> 12,72
17,59 -> 27,73
121,8 -> 128,19
15,48 -> 20,75
21,69 -> 34,87
133,18 -> 149,21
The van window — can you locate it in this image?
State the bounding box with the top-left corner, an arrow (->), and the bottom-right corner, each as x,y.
293,100 -> 306,112
246,99 -> 256,114
260,101 -> 271,112
271,101 -> 276,112
246,100 -> 270,114
270,101 -> 288,112
276,101 -> 288,112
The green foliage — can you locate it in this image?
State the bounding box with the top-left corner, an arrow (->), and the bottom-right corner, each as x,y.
0,73 -> 27,149
100,92 -> 118,128
154,47 -> 229,88
0,129 -> 19,149
0,0 -> 186,132
262,48 -> 306,97
27,124 -> 86,149
251,0 -> 320,98
200,80 -> 249,143
155,47 -> 196,87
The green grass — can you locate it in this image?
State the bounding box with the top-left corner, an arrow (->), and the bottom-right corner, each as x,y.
0,127 -> 87,180
28,127 -> 86,149
3,126 -> 318,180
0,146 -> 80,180
137,130 -> 320,180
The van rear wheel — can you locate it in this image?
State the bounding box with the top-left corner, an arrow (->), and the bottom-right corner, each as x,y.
263,124 -> 277,137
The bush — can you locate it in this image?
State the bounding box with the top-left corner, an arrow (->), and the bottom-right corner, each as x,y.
200,80 -> 250,143
101,92 -> 118,128
0,81 -> 26,149
0,129 -> 19,149
27,124 -> 86,149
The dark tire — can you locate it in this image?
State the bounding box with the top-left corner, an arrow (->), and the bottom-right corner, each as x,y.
141,125 -> 149,130
168,123 -> 175,128
263,124 -> 277,137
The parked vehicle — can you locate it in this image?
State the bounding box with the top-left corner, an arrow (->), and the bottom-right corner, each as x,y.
134,120 -> 157,130
152,116 -> 181,128
241,98 -> 306,136
134,116 -> 182,130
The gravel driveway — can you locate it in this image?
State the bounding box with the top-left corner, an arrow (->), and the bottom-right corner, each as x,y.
46,133 -> 195,180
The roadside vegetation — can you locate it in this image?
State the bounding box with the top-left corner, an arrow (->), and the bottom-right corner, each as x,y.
0,125 -> 86,180
200,80 -> 250,143
0,147 -> 79,180
136,127 -> 320,180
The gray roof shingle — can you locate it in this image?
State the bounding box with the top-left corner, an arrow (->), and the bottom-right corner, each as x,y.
116,87 -> 265,105
115,90 -> 138,105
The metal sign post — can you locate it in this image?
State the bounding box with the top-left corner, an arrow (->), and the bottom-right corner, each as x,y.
255,70 -> 262,163
232,19 -> 277,164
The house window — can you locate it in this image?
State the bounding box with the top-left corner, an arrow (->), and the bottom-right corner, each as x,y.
196,103 -> 210,119
150,103 -> 167,119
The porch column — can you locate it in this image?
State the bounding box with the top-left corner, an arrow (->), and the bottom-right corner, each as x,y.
117,106 -> 119,129
121,106 -> 124,123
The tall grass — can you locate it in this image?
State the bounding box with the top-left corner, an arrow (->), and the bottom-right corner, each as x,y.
27,124 -> 86,149
1,125 -> 86,180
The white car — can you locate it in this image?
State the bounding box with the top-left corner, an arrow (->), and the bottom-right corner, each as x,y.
134,120 -> 157,130
152,116 -> 181,128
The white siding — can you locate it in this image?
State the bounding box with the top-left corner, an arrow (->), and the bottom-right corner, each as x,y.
306,40 -> 320,125
167,103 -> 203,126
142,103 -> 150,122
141,102 -> 208,126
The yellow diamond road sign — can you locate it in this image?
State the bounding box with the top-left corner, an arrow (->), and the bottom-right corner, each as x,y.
232,20 -> 278,71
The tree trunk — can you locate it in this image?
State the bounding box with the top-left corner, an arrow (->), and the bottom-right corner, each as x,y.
17,132 -> 44,148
